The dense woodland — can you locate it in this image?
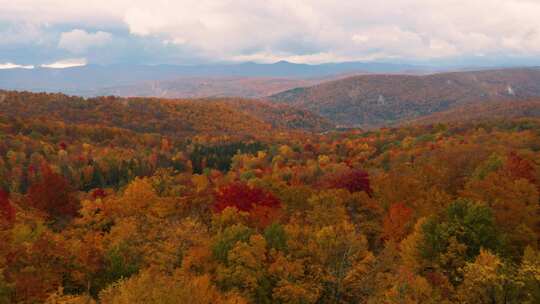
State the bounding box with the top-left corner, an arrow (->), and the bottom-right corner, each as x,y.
0,91 -> 539,303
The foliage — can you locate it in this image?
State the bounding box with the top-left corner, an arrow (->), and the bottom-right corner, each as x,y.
1,90 -> 540,303
27,164 -> 79,224
322,168 -> 373,195
0,190 -> 14,226
214,183 -> 281,228
191,142 -> 266,173
421,199 -> 501,263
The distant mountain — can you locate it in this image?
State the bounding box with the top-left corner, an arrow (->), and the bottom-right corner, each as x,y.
0,61 -> 428,97
269,68 -> 540,128
0,90 -> 332,137
94,77 -> 326,99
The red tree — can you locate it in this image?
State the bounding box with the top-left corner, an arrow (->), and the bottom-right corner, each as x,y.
0,189 -> 15,225
91,188 -> 107,200
303,143 -> 316,153
214,182 -> 281,227
505,152 -> 537,185
324,168 -> 373,196
382,202 -> 413,242
27,164 -> 79,221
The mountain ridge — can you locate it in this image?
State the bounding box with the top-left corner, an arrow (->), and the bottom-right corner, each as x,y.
0,61 -> 429,96
268,67 -> 540,128
0,90 -> 333,137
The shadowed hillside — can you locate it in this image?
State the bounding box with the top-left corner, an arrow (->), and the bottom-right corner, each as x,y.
269,68 -> 540,128
403,99 -> 540,125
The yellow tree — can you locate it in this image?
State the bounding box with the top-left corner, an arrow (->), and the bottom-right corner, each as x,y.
516,246 -> 540,303
457,249 -> 514,304
99,268 -> 246,304
216,235 -> 270,303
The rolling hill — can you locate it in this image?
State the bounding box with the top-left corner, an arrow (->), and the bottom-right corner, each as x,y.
269,68 -> 540,128
0,61 -> 426,97
403,99 -> 540,125
0,90 -> 333,137
93,77 -> 325,99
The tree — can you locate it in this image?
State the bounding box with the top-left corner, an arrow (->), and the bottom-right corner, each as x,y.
0,190 -> 15,226
472,153 -> 503,181
313,222 -> 371,303
420,199 -> 502,277
99,269 -> 244,304
323,168 -> 373,196
516,246 -> 540,303
4,231 -> 70,303
382,202 -> 413,242
383,267 -> 440,304
457,249 -> 517,304
45,287 -> 96,304
27,164 -> 79,224
0,269 -> 13,304
214,183 -> 281,228
263,223 -> 287,252
504,151 -> 537,186
463,172 -> 538,256
268,251 -> 322,304
216,235 -> 270,303
306,190 -> 349,228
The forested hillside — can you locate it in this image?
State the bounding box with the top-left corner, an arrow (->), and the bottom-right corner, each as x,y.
269,68 -> 540,128
405,99 -> 540,125
0,91 -> 539,303
0,90 -> 333,136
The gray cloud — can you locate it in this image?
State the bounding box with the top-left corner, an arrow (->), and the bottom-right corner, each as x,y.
0,0 -> 539,64
58,29 -> 112,53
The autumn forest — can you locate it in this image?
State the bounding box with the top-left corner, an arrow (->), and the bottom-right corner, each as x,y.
0,89 -> 539,304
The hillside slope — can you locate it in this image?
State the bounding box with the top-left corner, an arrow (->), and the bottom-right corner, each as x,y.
269,68 -> 540,128
94,77 -> 325,99
403,99 -> 540,125
0,91 -> 332,137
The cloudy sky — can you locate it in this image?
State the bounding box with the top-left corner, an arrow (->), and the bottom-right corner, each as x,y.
1,0 -> 540,68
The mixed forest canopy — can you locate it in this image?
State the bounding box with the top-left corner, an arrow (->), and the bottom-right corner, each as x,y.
0,90 -> 539,303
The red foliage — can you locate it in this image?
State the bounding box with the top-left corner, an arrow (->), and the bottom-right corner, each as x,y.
5,234 -> 68,303
382,202 -> 413,242
59,142 -> 67,150
424,271 -> 452,297
325,168 -> 373,196
0,189 -> 15,225
303,143 -> 316,153
214,182 -> 281,227
505,152 -> 537,185
91,188 -> 107,200
214,182 -> 281,212
27,164 -> 79,221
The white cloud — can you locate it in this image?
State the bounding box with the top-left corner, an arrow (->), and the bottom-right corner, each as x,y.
0,62 -> 34,69
1,1 -> 540,63
41,58 -> 87,68
230,52 -> 351,64
58,29 -> 112,53
119,0 -> 540,62
0,22 -> 47,45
